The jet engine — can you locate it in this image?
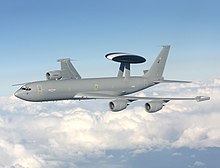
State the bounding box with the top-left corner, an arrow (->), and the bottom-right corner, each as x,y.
109,99 -> 128,112
145,100 -> 164,113
46,70 -> 62,80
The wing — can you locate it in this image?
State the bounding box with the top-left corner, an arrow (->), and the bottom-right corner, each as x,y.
74,92 -> 210,102
57,58 -> 81,80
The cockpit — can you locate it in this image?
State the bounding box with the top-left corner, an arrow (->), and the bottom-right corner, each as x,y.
14,84 -> 34,101
21,86 -> 32,91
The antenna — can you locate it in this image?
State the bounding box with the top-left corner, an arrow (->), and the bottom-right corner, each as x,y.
105,52 -> 146,78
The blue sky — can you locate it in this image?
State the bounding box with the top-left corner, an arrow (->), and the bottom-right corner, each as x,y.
0,2 -> 219,167
1,1 -> 220,167
0,0 -> 220,95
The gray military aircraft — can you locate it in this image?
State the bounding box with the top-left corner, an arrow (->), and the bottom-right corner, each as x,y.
14,46 -> 210,112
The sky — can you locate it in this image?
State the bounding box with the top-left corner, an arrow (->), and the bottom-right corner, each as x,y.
0,0 -> 219,95
0,0 -> 220,167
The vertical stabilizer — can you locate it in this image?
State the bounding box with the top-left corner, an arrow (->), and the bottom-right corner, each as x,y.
144,45 -> 170,80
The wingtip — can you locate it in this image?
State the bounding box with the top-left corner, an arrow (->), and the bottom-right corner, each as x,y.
12,83 -> 27,86
195,96 -> 210,102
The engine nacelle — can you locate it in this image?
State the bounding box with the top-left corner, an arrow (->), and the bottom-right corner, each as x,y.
109,99 -> 128,112
145,101 -> 164,113
46,70 -> 62,80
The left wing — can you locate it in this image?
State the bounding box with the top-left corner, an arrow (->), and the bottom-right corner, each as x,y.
57,58 -> 81,80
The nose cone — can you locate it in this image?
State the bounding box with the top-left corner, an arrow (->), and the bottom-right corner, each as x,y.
14,89 -> 28,101
14,84 -> 35,102
14,89 -> 23,99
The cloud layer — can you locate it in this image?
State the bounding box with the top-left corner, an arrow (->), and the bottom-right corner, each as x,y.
0,77 -> 219,167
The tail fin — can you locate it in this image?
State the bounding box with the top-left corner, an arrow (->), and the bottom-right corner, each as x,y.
144,45 -> 170,81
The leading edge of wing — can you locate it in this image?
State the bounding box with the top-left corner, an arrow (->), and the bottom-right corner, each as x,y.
74,92 -> 210,102
120,95 -> 210,102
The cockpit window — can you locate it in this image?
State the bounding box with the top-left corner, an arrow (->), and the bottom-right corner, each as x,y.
21,86 -> 31,91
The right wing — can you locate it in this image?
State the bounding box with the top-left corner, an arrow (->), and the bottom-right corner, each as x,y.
153,77 -> 191,84
57,58 -> 81,80
74,91 -> 210,102
74,92 -> 210,112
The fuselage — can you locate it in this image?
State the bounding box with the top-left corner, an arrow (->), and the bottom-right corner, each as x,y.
14,77 -> 155,102
13,46 -> 210,113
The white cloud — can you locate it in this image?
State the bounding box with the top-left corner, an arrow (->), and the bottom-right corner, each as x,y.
172,152 -> 182,156
0,138 -> 45,168
194,161 -> 206,167
188,161 -> 206,168
0,77 -> 219,167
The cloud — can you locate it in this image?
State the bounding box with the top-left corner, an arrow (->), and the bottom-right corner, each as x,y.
0,77 -> 219,167
172,152 -> 182,156
194,161 -> 206,167
0,138 -> 45,168
188,161 -> 206,168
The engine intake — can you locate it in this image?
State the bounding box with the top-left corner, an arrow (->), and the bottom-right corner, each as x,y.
109,99 -> 128,112
46,70 -> 62,80
145,100 -> 164,113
